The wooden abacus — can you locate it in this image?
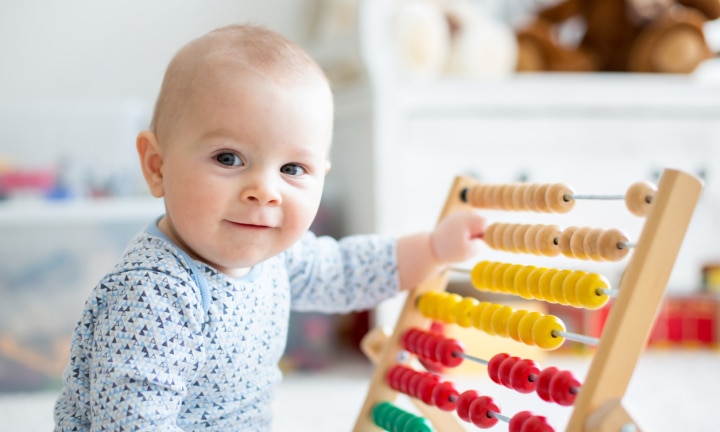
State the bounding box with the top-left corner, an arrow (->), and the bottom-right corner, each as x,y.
353,168 -> 703,432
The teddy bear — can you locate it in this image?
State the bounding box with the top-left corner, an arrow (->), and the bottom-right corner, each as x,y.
514,0 -> 720,73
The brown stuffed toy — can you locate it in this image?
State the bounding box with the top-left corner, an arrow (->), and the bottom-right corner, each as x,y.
515,0 -> 720,73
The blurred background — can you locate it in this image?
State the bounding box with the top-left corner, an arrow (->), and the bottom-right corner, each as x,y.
1,0 -> 720,430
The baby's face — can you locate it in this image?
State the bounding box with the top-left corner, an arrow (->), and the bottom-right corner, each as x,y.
157,69 -> 333,276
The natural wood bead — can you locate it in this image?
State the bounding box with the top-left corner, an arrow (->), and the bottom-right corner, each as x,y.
503,185 -> 518,211
583,227 -> 606,261
512,185 -> 527,211
467,185 -> 487,208
492,186 -> 506,210
533,184 -> 552,212
513,224 -> 531,253
483,224 -> 499,249
490,224 -> 509,251
597,228 -> 631,261
625,181 -> 657,217
523,184 -> 540,211
570,227 -> 592,260
503,224 -> 520,252
482,185 -> 496,208
535,224 -> 561,256
524,225 -> 544,255
545,183 -> 576,213
558,226 -> 578,258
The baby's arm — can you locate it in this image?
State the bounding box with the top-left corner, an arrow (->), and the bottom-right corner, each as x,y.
396,210 -> 485,291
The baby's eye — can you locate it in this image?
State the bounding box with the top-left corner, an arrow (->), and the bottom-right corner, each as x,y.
216,152 -> 242,167
280,164 -> 306,176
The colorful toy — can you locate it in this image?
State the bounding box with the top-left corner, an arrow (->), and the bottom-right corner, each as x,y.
353,168 -> 703,431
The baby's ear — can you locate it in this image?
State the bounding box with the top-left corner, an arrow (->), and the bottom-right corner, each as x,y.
136,130 -> 165,198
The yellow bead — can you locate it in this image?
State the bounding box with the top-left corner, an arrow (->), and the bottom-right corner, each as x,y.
470,261 -> 492,290
561,271 -> 587,307
417,291 -> 438,317
491,305 -> 514,338
455,297 -> 479,327
576,273 -> 611,310
518,311 -> 542,345
532,314 -> 566,350
538,269 -> 557,302
502,265 -> 523,295
470,302 -> 489,330
481,304 -> 503,335
514,266 -> 537,299
439,293 -> 462,323
549,270 -> 573,304
507,310 -> 529,342
491,264 -> 510,293
527,268 -> 547,300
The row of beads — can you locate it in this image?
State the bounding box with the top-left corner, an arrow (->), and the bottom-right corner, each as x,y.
417,291 -> 567,350
462,181 -> 655,217
387,365 -> 554,430
484,223 -> 631,262
470,261 -> 611,310
372,401 -> 431,432
488,353 -> 580,406
401,328 -> 581,406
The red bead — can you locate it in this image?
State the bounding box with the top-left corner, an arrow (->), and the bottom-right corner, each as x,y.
423,333 -> 441,361
549,370 -> 580,406
401,328 -> 420,352
436,338 -> 464,368
498,355 -> 520,388
536,366 -> 558,402
414,332 -> 430,358
416,374 -> 439,405
509,411 -> 533,432
520,415 -> 554,432
487,353 -> 509,385
431,381 -> 459,411
468,396 -> 499,428
398,367 -> 415,395
456,390 -> 479,422
408,372 -> 424,399
509,358 -> 540,394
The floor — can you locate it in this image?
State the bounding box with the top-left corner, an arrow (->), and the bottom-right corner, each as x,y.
1,350 -> 718,431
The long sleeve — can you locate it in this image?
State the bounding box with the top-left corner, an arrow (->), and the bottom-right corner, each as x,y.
284,231 -> 401,313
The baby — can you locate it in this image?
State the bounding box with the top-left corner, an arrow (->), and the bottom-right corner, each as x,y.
53,24 -> 485,431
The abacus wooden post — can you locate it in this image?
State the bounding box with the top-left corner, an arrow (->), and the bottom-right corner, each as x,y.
567,169 -> 703,431
352,176 -> 476,432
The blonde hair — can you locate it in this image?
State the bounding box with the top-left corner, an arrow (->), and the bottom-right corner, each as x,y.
150,24 -> 329,142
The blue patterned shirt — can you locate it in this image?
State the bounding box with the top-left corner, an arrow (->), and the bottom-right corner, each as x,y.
54,222 -> 399,431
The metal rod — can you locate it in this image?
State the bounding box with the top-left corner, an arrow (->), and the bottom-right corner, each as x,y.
566,194 -> 625,201
553,330 -> 600,346
489,411 -> 511,423
455,352 -> 489,366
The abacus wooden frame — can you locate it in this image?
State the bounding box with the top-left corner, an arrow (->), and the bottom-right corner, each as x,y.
352,169 -> 703,432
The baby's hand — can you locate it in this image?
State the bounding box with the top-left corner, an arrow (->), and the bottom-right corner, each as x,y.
430,210 -> 486,264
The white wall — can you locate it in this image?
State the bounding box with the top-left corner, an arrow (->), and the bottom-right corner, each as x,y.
0,0 -> 318,193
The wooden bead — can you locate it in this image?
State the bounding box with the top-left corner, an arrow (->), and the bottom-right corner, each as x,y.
558,226 -> 578,258
576,273 -> 611,310
482,185 -> 496,208
507,310 -> 530,341
535,224 -> 561,256
503,185 -> 519,211
492,224 -> 509,251
514,265 -> 537,299
492,186 -> 507,210
512,185 -> 527,210
533,184 -> 552,212
491,305 -> 515,337
523,184 -> 541,211
455,297 -> 479,328
582,227 -> 606,261
467,185 -> 487,208
545,183 -> 576,213
502,224 -> 520,252
524,225 -> 544,255
503,265 -> 524,295
570,227 -> 592,260
483,224 -> 499,249
538,269 -> 557,303
527,268 -> 547,300
625,181 -> 657,217
513,224 -> 531,254
597,228 -> 631,261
